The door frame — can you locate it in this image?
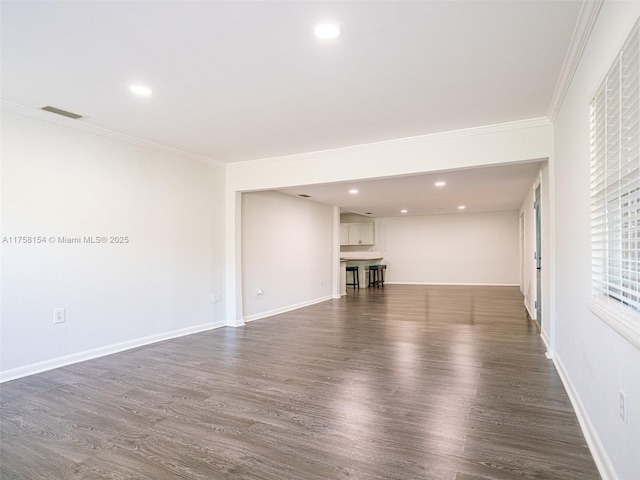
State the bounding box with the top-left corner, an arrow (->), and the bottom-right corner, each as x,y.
534,183 -> 542,329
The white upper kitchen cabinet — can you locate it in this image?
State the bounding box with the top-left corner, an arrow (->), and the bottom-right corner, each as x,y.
340,223 -> 349,246
342,222 -> 375,246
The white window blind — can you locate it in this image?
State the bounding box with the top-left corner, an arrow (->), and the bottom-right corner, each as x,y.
591,19 -> 640,314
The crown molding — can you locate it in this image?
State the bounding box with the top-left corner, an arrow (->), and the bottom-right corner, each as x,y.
0,100 -> 226,169
229,117 -> 552,169
548,0 -> 603,122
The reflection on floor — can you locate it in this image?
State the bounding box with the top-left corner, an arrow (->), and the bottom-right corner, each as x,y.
1,285 -> 599,479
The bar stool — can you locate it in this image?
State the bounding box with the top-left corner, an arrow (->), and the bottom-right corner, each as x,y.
368,264 -> 386,287
346,265 -> 359,288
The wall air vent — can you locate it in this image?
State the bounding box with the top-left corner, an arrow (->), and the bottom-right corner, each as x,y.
298,194 -> 311,198
40,106 -> 83,119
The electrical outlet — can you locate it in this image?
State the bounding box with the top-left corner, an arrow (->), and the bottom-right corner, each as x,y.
211,292 -> 221,303
53,308 -> 65,324
256,289 -> 263,300
620,391 -> 628,423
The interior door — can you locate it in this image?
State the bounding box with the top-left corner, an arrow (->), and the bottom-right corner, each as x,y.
535,185 -> 542,327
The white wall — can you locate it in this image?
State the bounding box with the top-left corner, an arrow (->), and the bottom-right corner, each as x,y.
225,120 -> 554,323
520,179 -> 537,317
375,211 -> 519,285
227,120 -> 552,191
519,163 -> 555,356
539,162 -> 552,348
0,109 -> 226,380
553,2 -> 640,479
519,165 -> 551,330
241,191 -> 333,321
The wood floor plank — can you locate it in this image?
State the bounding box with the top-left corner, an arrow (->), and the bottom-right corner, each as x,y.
0,285 -> 600,479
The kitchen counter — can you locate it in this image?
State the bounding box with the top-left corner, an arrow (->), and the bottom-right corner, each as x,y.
339,251 -> 383,261
340,254 -> 383,289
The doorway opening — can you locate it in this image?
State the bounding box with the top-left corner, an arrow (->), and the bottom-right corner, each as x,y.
534,184 -> 542,329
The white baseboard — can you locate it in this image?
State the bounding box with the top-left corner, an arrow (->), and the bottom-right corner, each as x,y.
243,295 -> 334,323
524,300 -> 536,320
552,353 -> 617,480
0,321 -> 226,383
540,328 -> 552,356
386,282 -> 520,287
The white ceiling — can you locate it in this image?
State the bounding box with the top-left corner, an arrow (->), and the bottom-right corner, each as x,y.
277,160 -> 545,217
1,1 -> 583,216
1,1 -> 582,163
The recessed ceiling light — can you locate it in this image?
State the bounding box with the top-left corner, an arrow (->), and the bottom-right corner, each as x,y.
458,205 -> 466,210
401,209 -> 408,213
129,85 -> 154,96
314,23 -> 341,40
435,181 -> 446,187
349,189 -> 359,194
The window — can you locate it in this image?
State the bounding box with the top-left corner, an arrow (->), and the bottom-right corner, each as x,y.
590,19 -> 640,349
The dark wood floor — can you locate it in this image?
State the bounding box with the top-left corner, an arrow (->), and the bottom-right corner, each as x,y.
1,285 -> 600,479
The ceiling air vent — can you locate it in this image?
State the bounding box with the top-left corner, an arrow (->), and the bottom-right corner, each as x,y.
40,106 -> 83,119
298,194 -> 311,198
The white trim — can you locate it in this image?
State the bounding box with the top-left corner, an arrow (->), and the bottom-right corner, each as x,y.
227,318 -> 246,328
540,329 -> 552,359
331,207 -> 342,299
524,299 -> 536,321
553,353 -> 618,480
0,321 -> 226,383
229,118 -> 551,169
0,100 -> 226,168
243,295 -> 333,323
385,282 -> 520,287
225,191 -> 244,327
590,300 -> 640,351
548,0 -> 603,121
